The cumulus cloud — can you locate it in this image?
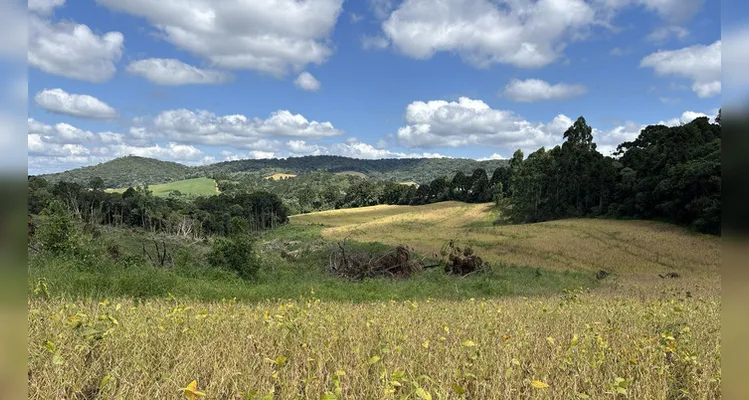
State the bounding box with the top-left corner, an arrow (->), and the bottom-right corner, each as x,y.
27,118 -> 207,173
95,0 -> 343,77
477,153 -> 507,161
126,58 -> 232,85
34,88 -> 118,119
286,139 -> 447,159
151,109 -> 342,149
396,97 -> 567,150
294,72 -> 321,91
380,0 -> 596,68
640,40 -> 721,98
28,10 -> 124,82
502,79 -> 587,102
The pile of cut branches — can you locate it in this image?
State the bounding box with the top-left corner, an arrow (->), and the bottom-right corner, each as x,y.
441,240 -> 486,276
328,240 -> 424,280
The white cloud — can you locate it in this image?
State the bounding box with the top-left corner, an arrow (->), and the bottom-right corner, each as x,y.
27,118 -> 207,173
126,58 -> 232,85
28,14 -> 124,82
657,110 -> 712,127
593,109 -> 717,156
381,0 -> 596,68
286,139 -> 447,159
477,153 -> 507,161
396,97 -> 567,150
34,88 -> 118,119
28,0 -> 66,15
609,47 -> 630,56
640,40 -> 721,98
646,26 -> 689,42
349,13 -> 363,23
636,0 -> 704,24
95,0 -> 344,77
152,109 -> 342,148
361,35 -> 390,50
294,72 -> 321,91
502,79 -> 587,102
110,142 -> 204,161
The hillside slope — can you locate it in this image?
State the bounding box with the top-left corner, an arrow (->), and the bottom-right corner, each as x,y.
38,155 -> 508,188
40,156 -> 196,188
291,202 -> 720,276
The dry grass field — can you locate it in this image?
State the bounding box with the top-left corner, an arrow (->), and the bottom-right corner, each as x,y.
264,173 -> 298,181
291,202 -> 720,277
28,203 -> 721,399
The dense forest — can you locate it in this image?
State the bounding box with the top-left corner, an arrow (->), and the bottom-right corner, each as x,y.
28,178 -> 289,238
40,155 -> 508,188
29,113 -> 721,236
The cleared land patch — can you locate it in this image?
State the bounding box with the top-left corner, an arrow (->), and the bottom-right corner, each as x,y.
291,202 -> 720,276
264,173 -> 298,180
106,177 -> 218,197
334,170 -> 368,178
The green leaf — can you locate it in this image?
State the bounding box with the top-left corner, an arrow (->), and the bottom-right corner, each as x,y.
367,355 -> 381,365
452,383 -> 466,394
320,393 -> 337,400
52,351 -> 64,365
415,387 -> 432,400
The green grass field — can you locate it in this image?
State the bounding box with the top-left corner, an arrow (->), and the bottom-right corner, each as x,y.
106,177 -> 218,197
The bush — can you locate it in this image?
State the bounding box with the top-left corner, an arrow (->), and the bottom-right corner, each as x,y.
207,234 -> 261,280
36,201 -> 79,256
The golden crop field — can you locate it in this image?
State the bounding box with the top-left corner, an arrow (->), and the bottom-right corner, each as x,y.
291,202 -> 720,276
28,286 -> 720,399
28,203 -> 721,399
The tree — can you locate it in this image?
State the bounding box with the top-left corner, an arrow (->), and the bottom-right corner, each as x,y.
563,116 -> 596,151
468,168 -> 491,203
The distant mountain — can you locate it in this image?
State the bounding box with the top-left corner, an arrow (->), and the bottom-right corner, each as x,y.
38,155 -> 508,188
39,156 -> 197,188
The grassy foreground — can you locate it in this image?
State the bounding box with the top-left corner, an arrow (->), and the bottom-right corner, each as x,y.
106,177 -> 218,197
29,285 -> 719,399
28,203 -> 721,399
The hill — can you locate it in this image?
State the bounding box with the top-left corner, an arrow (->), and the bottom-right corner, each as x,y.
106,177 -> 218,197
38,155 -> 507,188
39,155 -> 195,188
202,155 -> 507,183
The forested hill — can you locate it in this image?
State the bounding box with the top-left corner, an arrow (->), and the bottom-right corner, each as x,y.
201,156 -> 507,183
39,156 -> 196,188
38,155 -> 507,188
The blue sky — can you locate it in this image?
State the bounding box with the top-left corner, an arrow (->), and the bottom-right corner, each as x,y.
24,0 -> 724,174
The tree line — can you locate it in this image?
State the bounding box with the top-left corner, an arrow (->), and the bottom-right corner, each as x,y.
28,177 -> 289,239
29,113 -> 720,236
240,114 -> 719,234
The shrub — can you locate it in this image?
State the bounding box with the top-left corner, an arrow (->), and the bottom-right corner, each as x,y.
36,201 -> 79,256
207,234 -> 261,280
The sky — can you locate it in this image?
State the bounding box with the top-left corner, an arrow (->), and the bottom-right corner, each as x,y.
19,0 -> 729,175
